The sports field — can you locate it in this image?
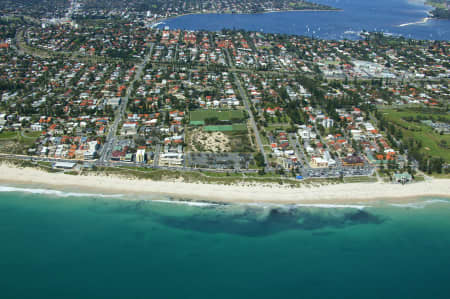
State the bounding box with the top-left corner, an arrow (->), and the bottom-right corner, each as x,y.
190,109 -> 245,123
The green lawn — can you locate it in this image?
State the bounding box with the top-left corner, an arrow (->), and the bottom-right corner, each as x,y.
343,176 -> 378,183
383,109 -> 450,162
22,130 -> 43,138
0,131 -> 18,139
203,124 -> 247,132
413,175 -> 426,181
105,166 -> 303,186
190,109 -> 246,122
430,173 -> 450,179
0,130 -> 41,150
266,123 -> 292,131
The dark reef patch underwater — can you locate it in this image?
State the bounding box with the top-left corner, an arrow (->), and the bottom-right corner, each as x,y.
155,204 -> 385,236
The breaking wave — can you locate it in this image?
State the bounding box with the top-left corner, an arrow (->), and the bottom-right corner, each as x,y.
390,199 -> 449,209
242,202 -> 367,210
294,203 -> 367,209
0,185 -> 124,198
152,199 -> 219,207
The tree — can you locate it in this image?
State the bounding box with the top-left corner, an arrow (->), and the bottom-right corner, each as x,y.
254,152 -> 265,168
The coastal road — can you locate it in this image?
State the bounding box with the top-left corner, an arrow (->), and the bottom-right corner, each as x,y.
232,72 -> 270,172
1,152 -> 372,178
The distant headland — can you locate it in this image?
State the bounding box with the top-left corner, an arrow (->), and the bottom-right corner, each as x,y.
426,0 -> 450,19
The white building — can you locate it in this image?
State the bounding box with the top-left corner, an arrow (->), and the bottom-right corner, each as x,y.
159,153 -> 184,166
322,117 -> 334,129
298,126 -> 317,140
31,124 -> 43,131
136,149 -> 146,163
84,141 -> 98,160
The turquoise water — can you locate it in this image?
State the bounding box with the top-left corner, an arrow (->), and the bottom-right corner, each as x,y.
1,187 -> 450,298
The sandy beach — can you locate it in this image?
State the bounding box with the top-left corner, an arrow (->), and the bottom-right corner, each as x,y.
0,164 -> 448,204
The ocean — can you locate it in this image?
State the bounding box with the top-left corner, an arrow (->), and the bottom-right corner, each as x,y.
159,0 -> 450,40
0,187 -> 450,298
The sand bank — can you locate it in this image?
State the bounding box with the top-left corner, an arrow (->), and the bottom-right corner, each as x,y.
0,164 -> 448,204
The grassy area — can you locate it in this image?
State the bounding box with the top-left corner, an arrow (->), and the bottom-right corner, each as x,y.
37,161 -> 53,168
266,123 -> 292,131
225,131 -> 255,152
383,108 -> 450,123
190,109 -> 245,122
18,136 -> 38,147
190,110 -> 248,133
22,130 -> 43,138
430,173 -> 450,179
0,130 -> 41,141
108,166 -> 315,186
203,124 -> 247,132
343,176 -> 378,183
0,158 -> 62,173
383,109 -> 450,162
260,132 -> 270,145
413,175 -> 426,181
199,171 -> 246,178
198,170 -> 296,179
0,130 -> 41,154
0,131 -> 18,139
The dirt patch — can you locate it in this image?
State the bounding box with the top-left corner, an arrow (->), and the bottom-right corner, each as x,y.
0,140 -> 25,154
189,128 -> 231,152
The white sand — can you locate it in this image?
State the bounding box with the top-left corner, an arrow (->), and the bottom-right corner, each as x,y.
0,164 -> 448,204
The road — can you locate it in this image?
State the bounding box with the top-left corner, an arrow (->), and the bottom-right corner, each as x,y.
288,133 -> 310,176
224,47 -> 270,170
0,153 -> 263,174
97,43 -> 154,165
20,131 -> 36,139
232,72 -> 271,172
153,143 -> 161,167
1,152 -> 375,181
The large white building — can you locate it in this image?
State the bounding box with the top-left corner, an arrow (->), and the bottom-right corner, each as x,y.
298,126 -> 317,140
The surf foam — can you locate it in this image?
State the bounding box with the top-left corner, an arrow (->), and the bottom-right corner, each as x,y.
390,199 -> 449,209
0,185 -> 124,198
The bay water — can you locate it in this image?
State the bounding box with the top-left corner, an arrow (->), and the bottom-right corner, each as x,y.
160,0 -> 450,40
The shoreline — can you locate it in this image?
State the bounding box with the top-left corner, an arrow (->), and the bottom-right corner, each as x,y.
0,164 -> 448,205
398,17 -> 431,27
152,8 -> 342,25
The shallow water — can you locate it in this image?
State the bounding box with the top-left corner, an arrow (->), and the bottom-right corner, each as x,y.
0,188 -> 449,298
160,0 -> 450,40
